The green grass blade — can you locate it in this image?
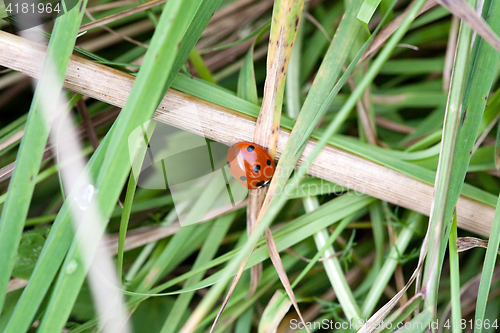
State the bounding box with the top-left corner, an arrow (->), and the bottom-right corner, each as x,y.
0,0 -> 88,312
358,0 -> 382,25
369,201 -> 385,271
449,210 -> 462,333
237,48 -> 258,105
117,173 -> 138,283
189,47 -> 216,84
444,0 -> 500,229
423,0 -> 475,311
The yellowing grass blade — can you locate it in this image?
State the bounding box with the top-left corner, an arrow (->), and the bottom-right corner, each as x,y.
253,0 -> 304,156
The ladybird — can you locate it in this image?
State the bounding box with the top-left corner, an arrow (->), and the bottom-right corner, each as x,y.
226,142 -> 276,189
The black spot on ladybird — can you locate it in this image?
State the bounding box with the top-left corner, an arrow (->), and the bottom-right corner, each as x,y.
247,145 -> 255,152
267,159 -> 271,165
240,176 -> 247,181
256,180 -> 265,187
227,161 -> 231,168
253,165 -> 260,173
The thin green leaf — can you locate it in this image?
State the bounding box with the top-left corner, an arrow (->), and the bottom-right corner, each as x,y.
237,48 -> 258,105
449,209 -> 462,333
358,0 -> 383,25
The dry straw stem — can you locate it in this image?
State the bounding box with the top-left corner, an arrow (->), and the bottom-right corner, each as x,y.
0,31 -> 493,237
79,0 -> 167,32
360,0 -> 438,62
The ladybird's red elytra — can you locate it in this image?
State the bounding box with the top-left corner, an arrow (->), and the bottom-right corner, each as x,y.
226,142 -> 276,189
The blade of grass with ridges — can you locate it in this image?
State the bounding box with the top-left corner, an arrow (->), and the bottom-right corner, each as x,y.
437,0 -> 500,314
0,0 -> 88,312
422,0 -> 475,313
5,1 -> 222,332
472,3 -> 500,320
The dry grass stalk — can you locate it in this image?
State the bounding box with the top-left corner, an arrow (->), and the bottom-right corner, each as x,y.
199,0 -> 273,50
0,108 -> 120,182
87,0 -> 137,14
456,236 -> 500,254
438,0 -> 500,52
360,0 -> 438,62
0,30 -> 494,237
75,99 -> 100,150
347,75 -> 377,145
78,19 -> 154,52
84,10 -> 150,49
79,0 -> 167,32
443,16 -> 460,92
374,116 -> 415,134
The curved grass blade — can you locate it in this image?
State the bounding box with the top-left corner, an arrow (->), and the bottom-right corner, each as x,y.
264,228 -> 309,331
258,290 -> 291,333
358,0 -> 383,25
